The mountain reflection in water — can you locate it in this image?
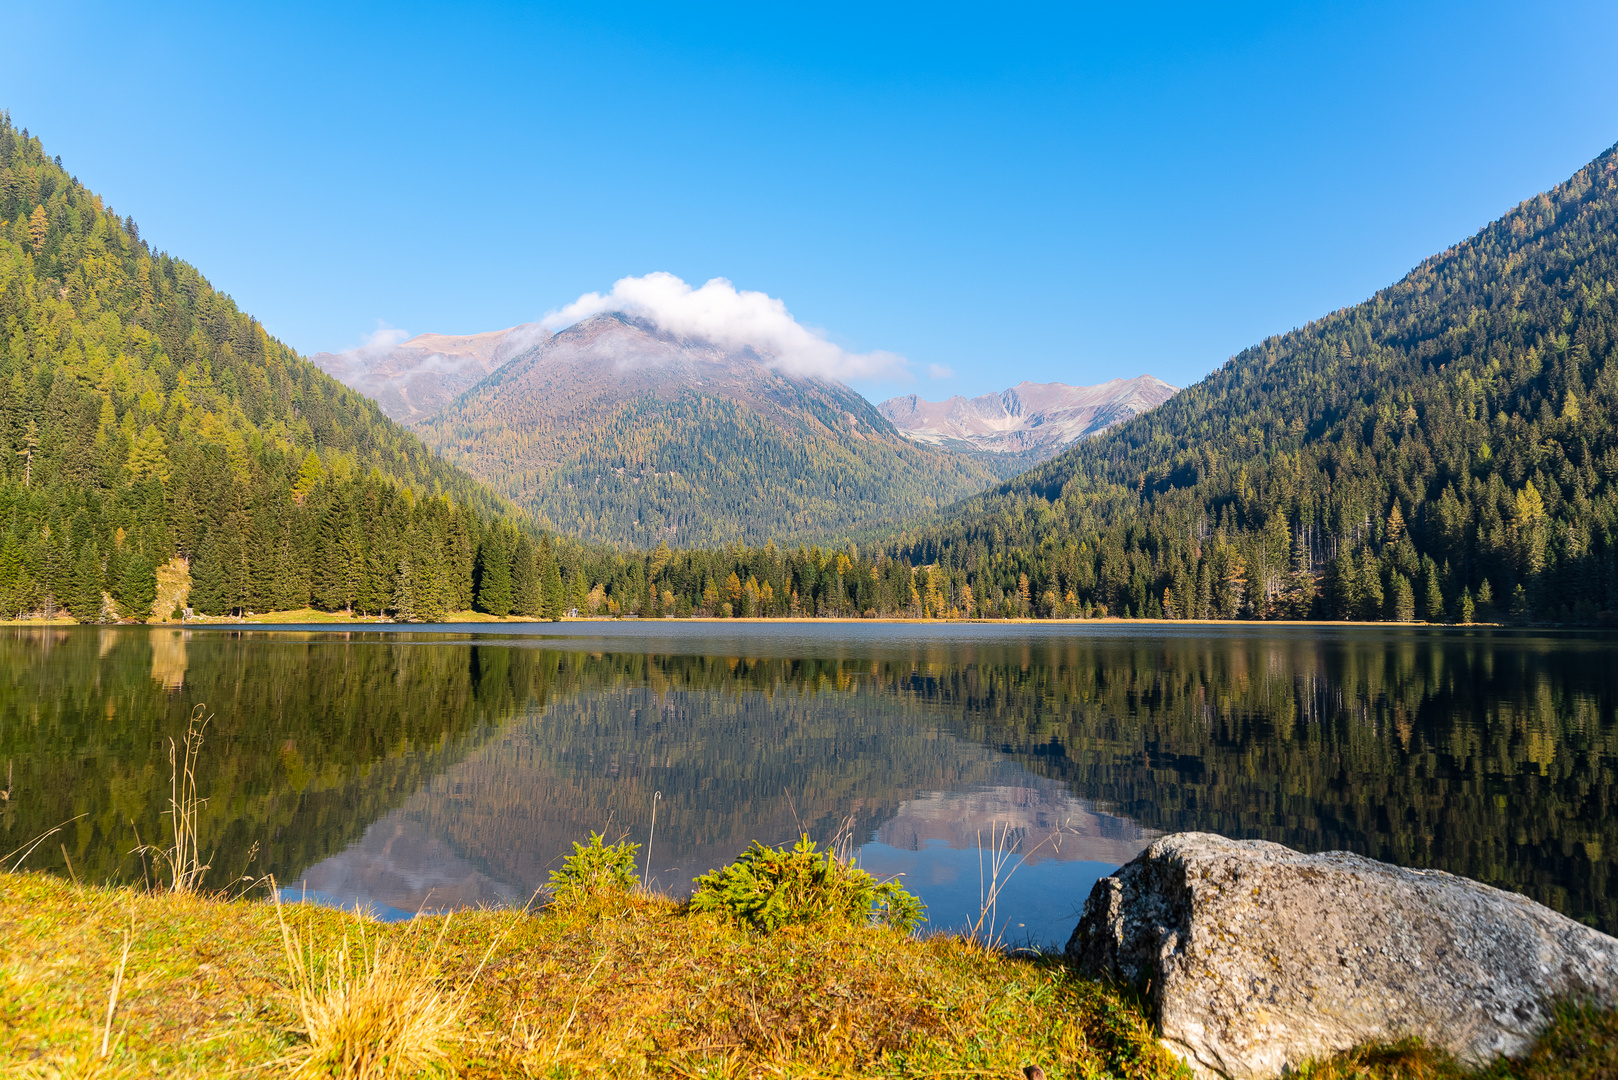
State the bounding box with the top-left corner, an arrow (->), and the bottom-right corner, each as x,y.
3,622 -> 1616,943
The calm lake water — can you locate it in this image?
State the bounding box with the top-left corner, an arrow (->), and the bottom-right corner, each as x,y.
4,622 -> 1616,944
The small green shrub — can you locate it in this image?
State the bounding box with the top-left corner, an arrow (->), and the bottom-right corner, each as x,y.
549,832 -> 641,898
690,834 -> 925,933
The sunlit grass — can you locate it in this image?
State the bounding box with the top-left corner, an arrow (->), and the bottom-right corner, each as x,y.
274,894 -> 468,1079
3,871 -> 1613,1078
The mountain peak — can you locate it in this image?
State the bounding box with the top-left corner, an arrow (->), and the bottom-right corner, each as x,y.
412,317 -> 1018,547
878,375 -> 1177,456
312,322 -> 548,425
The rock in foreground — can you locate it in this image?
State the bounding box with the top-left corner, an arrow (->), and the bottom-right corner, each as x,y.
1065,833 -> 1618,1078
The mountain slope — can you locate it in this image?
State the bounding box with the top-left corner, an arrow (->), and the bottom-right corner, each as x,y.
882,141 -> 1618,623
0,114 -> 549,621
416,313 -> 1013,547
878,376 -> 1177,456
311,323 -> 547,424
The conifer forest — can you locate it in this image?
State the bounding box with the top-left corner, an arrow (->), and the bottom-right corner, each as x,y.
4,109 -> 1618,625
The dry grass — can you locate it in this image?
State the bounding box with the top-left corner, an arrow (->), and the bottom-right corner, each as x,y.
132,704 -> 212,894
0,872 -> 1183,1079
274,892 -> 466,1079
3,871 -> 1614,1079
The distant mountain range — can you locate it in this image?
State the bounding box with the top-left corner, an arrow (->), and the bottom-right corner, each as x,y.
311,323 -> 547,424
878,376 -> 1177,455
412,313 -> 1019,547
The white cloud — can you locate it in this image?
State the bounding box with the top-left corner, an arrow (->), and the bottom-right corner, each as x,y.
361,322 -> 411,350
542,272 -> 909,383
928,363 -> 955,379
327,321 -> 410,370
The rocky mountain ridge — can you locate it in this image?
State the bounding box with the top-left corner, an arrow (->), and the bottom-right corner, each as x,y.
311,323 -> 548,424
878,376 -> 1178,455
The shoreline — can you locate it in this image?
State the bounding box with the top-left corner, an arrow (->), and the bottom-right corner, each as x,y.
0,610 -> 1520,630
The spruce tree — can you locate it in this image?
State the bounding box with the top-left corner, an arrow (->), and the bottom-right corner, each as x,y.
542,541 -> 565,620
1392,574 -> 1415,623
1421,559 -> 1446,623
511,535 -> 541,617
568,567 -> 588,617
123,554 -> 158,620
69,540 -> 102,623
391,559 -> 416,621
476,529 -> 513,616
191,535 -> 226,616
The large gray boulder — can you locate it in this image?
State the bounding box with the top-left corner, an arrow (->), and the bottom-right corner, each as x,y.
1066,833 -> 1618,1078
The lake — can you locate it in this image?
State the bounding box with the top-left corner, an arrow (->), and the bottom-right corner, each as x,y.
3,621 -> 1615,945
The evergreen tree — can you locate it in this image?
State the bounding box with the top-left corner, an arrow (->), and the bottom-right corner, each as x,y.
191,535 -> 226,616
1421,560 -> 1446,624
69,540 -> 102,623
120,554 -> 158,619
476,528 -> 513,616
391,559 -> 416,622
569,567 -> 588,616
542,541 -> 565,620
1392,574 -> 1415,623
511,535 -> 541,617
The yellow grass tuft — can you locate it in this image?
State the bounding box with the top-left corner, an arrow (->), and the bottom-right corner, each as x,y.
273,893 -> 464,1080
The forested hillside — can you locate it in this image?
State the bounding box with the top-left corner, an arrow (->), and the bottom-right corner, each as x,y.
553,142 -> 1618,624
416,313 -> 1018,548
870,141 -> 1618,623
0,114 -> 567,621
15,101 -> 1613,628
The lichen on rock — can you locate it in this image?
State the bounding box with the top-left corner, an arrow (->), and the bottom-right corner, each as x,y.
1065,832 -> 1618,1078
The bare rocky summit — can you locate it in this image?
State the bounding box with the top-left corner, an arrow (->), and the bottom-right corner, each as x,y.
1066,832 -> 1618,1078
877,376 -> 1176,455
312,323 -> 548,425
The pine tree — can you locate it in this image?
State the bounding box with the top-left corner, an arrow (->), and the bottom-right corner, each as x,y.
391,559 -> 416,621
512,535 -> 541,617
542,541 -> 565,620
1356,549 -> 1384,621
191,535 -> 226,616
1421,559 -> 1445,623
0,531 -> 25,617
69,540 -> 102,624
569,567 -> 588,616
476,528 -> 513,616
1392,574 -> 1415,623
119,553 -> 157,620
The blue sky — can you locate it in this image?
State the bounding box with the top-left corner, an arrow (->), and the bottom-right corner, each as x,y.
4,1 -> 1616,404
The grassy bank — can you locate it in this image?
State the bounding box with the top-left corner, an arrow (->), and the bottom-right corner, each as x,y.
3,872 -> 1614,1078
2,871 -> 1177,1078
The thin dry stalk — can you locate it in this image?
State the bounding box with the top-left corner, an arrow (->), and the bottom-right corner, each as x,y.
3,813 -> 88,873
100,907 -> 134,1058
969,819 -> 1069,946
164,704 -> 212,892
131,705 -> 214,893
642,790 -> 661,891
554,948 -> 612,1057
827,812 -> 860,865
